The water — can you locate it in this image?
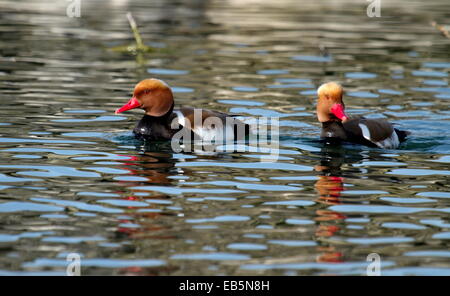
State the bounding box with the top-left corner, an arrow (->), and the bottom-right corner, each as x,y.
0,0 -> 449,276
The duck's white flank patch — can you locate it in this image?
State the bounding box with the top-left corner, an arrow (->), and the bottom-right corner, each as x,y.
358,123 -> 399,149
358,123 -> 371,141
173,111 -> 236,142
194,120 -> 235,142
194,126 -> 218,142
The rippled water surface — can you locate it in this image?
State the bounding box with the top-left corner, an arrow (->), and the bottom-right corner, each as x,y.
0,0 -> 449,275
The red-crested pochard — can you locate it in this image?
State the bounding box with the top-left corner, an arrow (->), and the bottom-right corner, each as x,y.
316,82 -> 409,149
115,78 -> 249,141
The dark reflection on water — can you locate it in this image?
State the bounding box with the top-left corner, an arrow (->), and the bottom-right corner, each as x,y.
0,0 -> 450,275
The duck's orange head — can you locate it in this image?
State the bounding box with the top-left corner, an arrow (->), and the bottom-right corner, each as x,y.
115,78 -> 174,117
316,82 -> 348,123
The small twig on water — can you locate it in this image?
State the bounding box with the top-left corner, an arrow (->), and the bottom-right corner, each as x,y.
127,12 -> 145,49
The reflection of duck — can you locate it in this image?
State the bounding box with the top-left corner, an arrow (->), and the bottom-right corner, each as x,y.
115,151 -> 178,238
314,176 -> 344,206
113,151 -> 182,275
115,78 -> 249,142
316,82 -> 409,149
314,145 -> 346,206
313,145 -> 347,263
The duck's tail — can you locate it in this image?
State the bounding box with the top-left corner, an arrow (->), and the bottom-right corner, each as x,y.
394,128 -> 411,143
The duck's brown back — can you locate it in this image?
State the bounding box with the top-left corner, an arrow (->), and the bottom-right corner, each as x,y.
343,117 -> 394,142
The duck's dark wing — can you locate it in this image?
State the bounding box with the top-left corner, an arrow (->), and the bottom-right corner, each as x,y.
343,117 -> 401,149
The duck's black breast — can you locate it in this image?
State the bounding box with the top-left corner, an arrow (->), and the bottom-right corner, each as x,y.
133,113 -> 179,141
321,121 -> 347,140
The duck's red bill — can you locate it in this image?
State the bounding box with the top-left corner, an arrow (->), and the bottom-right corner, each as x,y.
115,97 -> 141,114
330,103 -> 348,121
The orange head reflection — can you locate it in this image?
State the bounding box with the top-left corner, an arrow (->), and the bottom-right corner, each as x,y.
314,165 -> 344,205
112,152 -> 182,240
313,152 -> 347,264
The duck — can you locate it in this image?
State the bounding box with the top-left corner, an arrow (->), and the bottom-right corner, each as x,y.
115,78 -> 249,142
316,82 -> 409,149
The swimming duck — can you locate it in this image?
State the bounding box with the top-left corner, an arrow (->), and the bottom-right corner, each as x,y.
316,82 -> 409,149
115,78 -> 249,141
